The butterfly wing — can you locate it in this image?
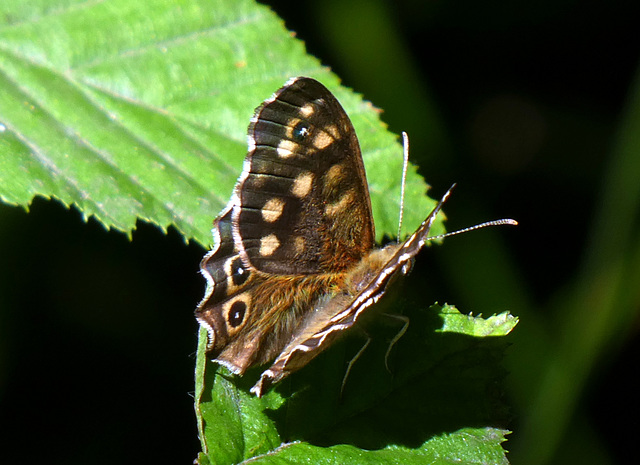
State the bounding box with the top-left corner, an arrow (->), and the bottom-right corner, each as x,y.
236,76 -> 375,274
196,77 -> 375,374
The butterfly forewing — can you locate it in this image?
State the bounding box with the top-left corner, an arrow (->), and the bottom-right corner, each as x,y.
236,77 -> 375,275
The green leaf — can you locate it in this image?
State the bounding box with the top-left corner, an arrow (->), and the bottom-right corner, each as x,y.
0,0 -> 437,246
0,1 -> 512,463
227,428 -> 510,465
438,307 -> 519,337
195,303 -> 516,464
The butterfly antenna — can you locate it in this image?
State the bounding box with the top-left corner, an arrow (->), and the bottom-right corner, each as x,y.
397,132 -> 410,242
429,218 -> 518,241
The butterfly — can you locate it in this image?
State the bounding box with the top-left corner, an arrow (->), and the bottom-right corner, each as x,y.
195,77 -> 502,397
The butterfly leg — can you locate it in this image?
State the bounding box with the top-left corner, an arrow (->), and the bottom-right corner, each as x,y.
340,334 -> 372,397
382,313 -> 410,373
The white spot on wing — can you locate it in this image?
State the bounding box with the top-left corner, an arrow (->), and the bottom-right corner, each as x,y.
262,198 -> 285,223
293,236 -> 305,254
300,103 -> 315,117
291,172 -> 314,198
325,124 -> 340,138
312,131 -> 333,150
260,234 -> 280,256
277,139 -> 298,158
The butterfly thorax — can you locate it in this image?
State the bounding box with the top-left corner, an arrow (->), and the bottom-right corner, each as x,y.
344,243 -> 405,293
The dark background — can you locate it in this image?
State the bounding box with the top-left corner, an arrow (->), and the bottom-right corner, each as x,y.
1,0 -> 638,463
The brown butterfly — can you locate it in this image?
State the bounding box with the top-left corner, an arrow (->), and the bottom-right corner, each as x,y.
195,77 -> 513,397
